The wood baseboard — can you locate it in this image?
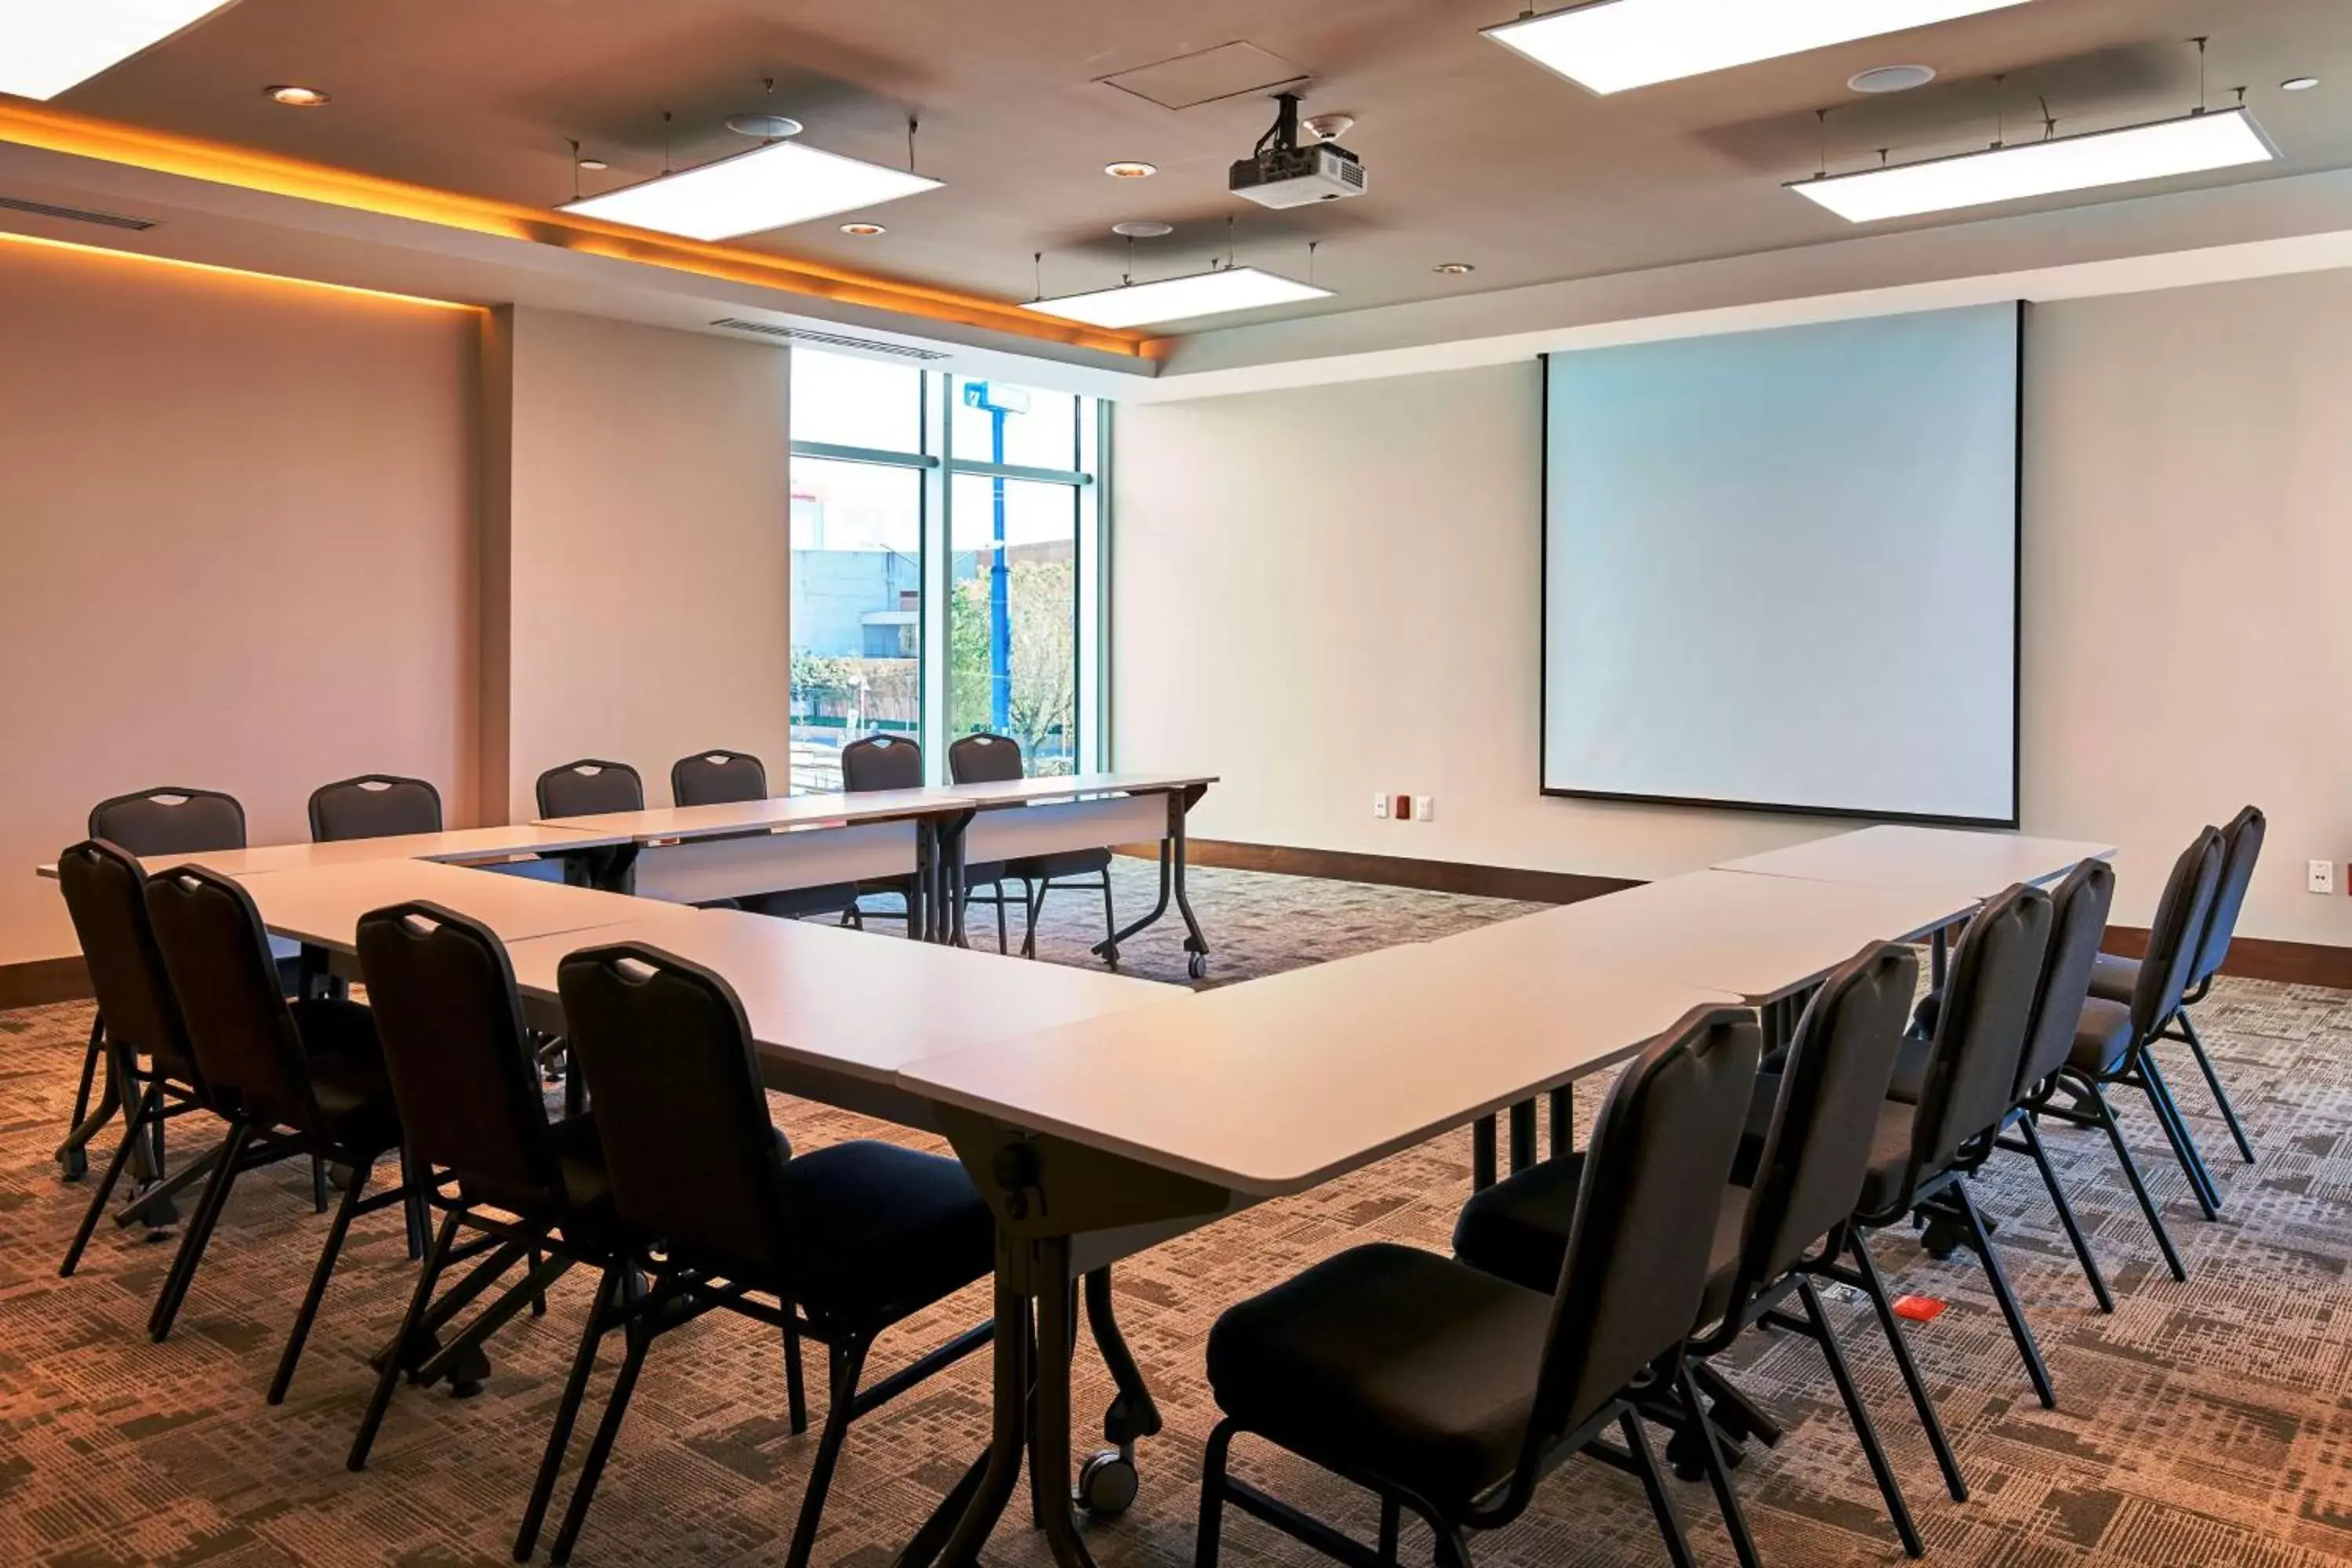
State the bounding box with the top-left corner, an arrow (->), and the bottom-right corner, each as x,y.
2102,926 -> 2352,989
0,956 -> 92,1010
1116,838 -> 1639,906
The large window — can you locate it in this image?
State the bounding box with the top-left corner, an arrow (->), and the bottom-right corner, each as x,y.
789,350 -> 1102,791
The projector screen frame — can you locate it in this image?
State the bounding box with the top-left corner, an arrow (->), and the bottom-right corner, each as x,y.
1534,302 -> 2025,828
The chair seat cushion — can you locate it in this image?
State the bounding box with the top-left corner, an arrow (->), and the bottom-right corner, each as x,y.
2088,953 -> 2138,1005
1454,1154 -> 1747,1327
1852,1101 -> 1922,1219
290,999 -> 402,1154
1886,1032 -> 1933,1105
775,1141 -> 993,1322
1006,848 -> 1113,884
2071,997 -> 2134,1076
1207,1243 -> 1550,1510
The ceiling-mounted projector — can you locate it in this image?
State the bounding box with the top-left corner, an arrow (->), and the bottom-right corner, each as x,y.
1230,92 -> 1367,209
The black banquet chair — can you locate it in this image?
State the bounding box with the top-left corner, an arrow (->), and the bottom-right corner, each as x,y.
670,748 -> 858,921
143,866 -> 421,1403
1196,1004 -> 1760,1568
545,942 -> 996,1568
949,731 -> 1117,960
536,758 -> 644,818
310,773 -> 444,841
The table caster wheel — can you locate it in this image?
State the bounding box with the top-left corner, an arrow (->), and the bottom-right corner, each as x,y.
1920,1216 -> 1967,1261
1076,1450 -> 1138,1517
57,1145 -> 89,1181
1186,953 -> 1207,981
1098,945 -> 1120,970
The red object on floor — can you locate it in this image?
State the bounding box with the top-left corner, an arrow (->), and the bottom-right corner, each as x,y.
1892,1294 -> 1947,1323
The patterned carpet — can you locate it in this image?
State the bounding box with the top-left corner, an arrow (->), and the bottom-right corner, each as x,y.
2,859 -> 2349,1567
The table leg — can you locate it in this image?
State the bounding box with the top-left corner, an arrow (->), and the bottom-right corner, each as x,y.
1032,1236 -> 1104,1568
1548,1084 -> 1574,1159
895,1240 -> 1030,1568
1508,1100 -> 1537,1173
1472,1116 -> 1498,1190
1094,841 -> 1171,967
1930,926 -> 1948,990
1090,788 -> 1211,979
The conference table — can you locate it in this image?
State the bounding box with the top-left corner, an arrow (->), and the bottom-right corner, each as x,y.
40,811 -> 2111,1568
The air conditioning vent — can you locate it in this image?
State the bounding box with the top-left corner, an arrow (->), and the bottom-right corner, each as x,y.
0,194 -> 158,230
710,319 -> 950,361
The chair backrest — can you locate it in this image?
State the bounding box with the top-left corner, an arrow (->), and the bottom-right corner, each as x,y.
1529,1005 -> 1760,1446
88,787 -> 246,856
143,866 -> 317,1129
842,735 -> 922,793
356,901 -> 567,1218
537,759 -> 645,818
2187,806 -> 2263,993
310,774 -> 444,841
1903,883 -> 2051,1183
2130,826 -> 2226,1041
558,943 -> 793,1281
670,750 -> 768,808
57,840 -> 204,1091
948,733 -> 1025,785
2012,858 -> 2117,1098
1734,942 -> 1915,1301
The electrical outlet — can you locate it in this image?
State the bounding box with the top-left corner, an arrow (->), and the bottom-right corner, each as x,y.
1414,795 -> 1435,822
1371,793 -> 1388,820
2310,859 -> 2335,895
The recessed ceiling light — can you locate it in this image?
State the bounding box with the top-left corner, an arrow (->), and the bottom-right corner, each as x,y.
1849,64 -> 1937,93
266,84 -> 331,107
725,113 -> 804,139
559,138 -> 943,241
1485,0 -> 2030,96
1434,261 -> 1476,274
1110,220 -> 1174,238
577,157 -> 609,172
0,1 -> 240,100
840,221 -> 887,236
1104,161 -> 1158,179
2281,75 -> 2320,92
1023,265 -> 1331,328
1788,105 -> 2275,223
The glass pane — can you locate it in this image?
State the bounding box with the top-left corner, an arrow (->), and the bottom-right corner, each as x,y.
793,349 -> 924,454
791,457 -> 922,792
951,376 -> 1079,472
948,474 -> 1078,775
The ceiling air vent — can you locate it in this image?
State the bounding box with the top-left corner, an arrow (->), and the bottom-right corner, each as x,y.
0,194 -> 158,230
709,319 -> 950,361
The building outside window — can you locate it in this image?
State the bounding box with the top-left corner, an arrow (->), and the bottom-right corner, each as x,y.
789,350 -> 1103,791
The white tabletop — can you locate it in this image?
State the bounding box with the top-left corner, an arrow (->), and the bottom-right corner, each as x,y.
1429,869 -> 1987,1003
898,942 -> 1735,1196
535,786 -> 958,842
154,856 -> 685,953
1714,825 -> 2114,896
502,909 -> 1180,1085
936,771 -> 1219,809
36,823 -> 626,881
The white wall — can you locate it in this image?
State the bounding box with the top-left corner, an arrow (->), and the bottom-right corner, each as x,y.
1112,268 -> 2352,947
0,239 -> 479,968
488,307 -> 793,820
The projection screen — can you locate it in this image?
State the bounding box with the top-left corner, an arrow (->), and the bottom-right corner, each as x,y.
1541,302 -> 2020,825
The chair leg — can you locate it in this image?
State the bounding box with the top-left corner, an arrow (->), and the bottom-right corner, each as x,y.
1848,1229 -> 1968,1502
1951,1183 -> 2055,1410
1100,873 -> 1117,958
61,1080 -> 161,1278
1195,1419 -> 1236,1568
398,1144 -> 428,1261
1431,1521 -> 1476,1568
350,1207 -> 464,1468
1376,1494 -> 1402,1566
1675,1359 -> 1762,1568
2140,1056 -> 2221,1219
313,1156 -> 329,1214
783,1337 -> 872,1568
2172,1011 -> 2255,1163
2020,1114 -> 2113,1312
1022,880 -> 1046,960
516,1266 -> 624,1563
1617,1407 -> 1697,1568
783,1317 -> 808,1436
549,1286 -> 659,1566
150,1120 -> 251,1341
993,887 -> 1009,955
1798,1279 -> 1922,1557
2085,1078 -> 2187,1281
270,1160 -> 371,1404
65,1016 -> 104,1154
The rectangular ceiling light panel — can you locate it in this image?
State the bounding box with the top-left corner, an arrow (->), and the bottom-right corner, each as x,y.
1789,107 -> 2276,222
561,139 -> 942,241
0,0 -> 241,100
1485,0 -> 2031,95
1021,266 -> 1330,328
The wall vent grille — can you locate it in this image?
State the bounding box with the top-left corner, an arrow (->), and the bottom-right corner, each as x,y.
0,194 -> 158,230
710,319 -> 950,361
